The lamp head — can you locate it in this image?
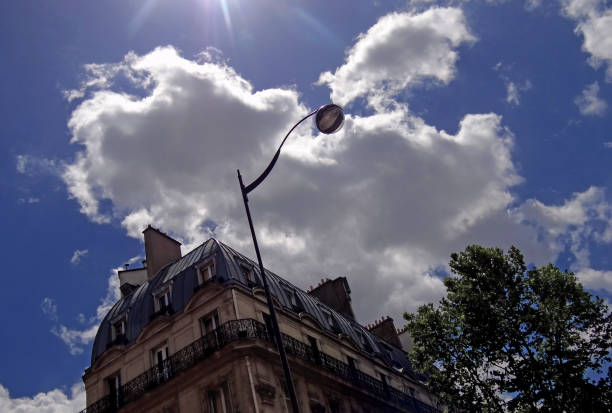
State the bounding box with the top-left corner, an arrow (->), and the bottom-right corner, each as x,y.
315,104 -> 344,134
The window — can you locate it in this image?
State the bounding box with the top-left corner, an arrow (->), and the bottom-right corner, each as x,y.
262,313 -> 276,344
201,310 -> 221,346
307,335 -> 321,364
283,286 -> 303,312
328,397 -> 342,413
380,373 -> 390,395
283,286 -> 296,305
405,386 -> 416,397
207,382 -> 233,413
357,331 -> 373,353
197,261 -> 215,285
112,318 -> 126,340
380,342 -> 393,360
241,264 -> 256,286
200,311 -> 220,335
346,355 -> 358,374
156,289 -> 171,312
106,373 -> 121,409
151,342 -> 169,380
280,380 -> 295,413
321,309 -> 332,325
321,308 -> 341,333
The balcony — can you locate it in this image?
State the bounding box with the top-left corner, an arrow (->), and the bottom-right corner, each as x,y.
149,304 -> 174,321
105,334 -> 128,350
193,275 -> 219,293
79,319 -> 439,413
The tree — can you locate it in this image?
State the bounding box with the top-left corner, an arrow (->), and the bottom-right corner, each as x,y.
404,245 -> 612,412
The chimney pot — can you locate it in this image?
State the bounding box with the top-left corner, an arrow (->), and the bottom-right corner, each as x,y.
124,264 -> 129,270
308,276 -> 356,320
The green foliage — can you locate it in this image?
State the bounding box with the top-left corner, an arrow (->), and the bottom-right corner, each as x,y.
404,245 -> 612,412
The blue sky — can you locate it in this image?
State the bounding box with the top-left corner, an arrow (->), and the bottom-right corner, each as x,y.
2,0 -> 612,410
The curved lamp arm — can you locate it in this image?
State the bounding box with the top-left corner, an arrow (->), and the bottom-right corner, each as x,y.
243,109 -> 318,194
235,103 -> 343,413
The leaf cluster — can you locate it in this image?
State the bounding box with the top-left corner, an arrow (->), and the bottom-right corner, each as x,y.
404,245 -> 612,412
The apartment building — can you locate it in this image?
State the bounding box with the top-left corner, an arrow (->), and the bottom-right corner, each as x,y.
80,226 -> 439,413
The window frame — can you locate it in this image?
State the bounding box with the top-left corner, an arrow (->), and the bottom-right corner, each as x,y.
110,315 -> 127,342
106,371 -> 122,409
200,310 -> 220,336
207,381 -> 233,413
240,263 -> 256,286
155,289 -> 171,312
197,259 -> 215,285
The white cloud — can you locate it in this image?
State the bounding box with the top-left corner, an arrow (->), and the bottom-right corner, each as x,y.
70,249 -> 88,265
505,80 -> 532,105
15,154 -> 59,176
516,186 -> 612,269
40,298 -> 58,322
60,11 -> 612,327
575,81 -> 608,115
575,268 -> 612,292
18,197 -> 40,204
59,42 -> 547,322
0,382 -> 85,413
507,82 -> 519,105
495,63 -> 532,106
604,141 -> 612,148
51,324 -> 99,356
16,155 -> 27,174
525,0 -> 543,11
562,0 -> 612,80
316,7 -> 475,106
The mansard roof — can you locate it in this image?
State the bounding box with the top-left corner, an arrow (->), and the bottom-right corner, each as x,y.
91,238 -> 418,380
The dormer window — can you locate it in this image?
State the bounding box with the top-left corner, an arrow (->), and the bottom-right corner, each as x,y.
197,260 -> 215,285
112,318 -> 126,340
380,342 -> 394,360
241,264 -> 256,287
282,286 -> 303,312
356,330 -> 373,353
321,308 -> 340,333
155,289 -> 171,313
346,355 -> 358,373
108,315 -> 128,348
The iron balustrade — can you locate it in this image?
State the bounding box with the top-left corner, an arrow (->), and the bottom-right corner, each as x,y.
192,275 -> 220,293
106,334 -> 128,350
149,304 -> 175,321
78,318 -> 439,413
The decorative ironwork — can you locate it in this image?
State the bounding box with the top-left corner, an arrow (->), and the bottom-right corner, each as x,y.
79,319 -> 438,413
106,334 -> 128,349
149,305 -> 174,321
193,275 -> 219,293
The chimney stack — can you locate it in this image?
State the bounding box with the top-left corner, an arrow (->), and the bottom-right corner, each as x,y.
369,316 -> 402,348
143,225 -> 182,281
307,276 -> 355,320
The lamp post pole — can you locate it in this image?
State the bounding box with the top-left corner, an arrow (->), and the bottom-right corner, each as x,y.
237,105 -> 344,413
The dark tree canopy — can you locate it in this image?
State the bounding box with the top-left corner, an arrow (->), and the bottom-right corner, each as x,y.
404,245 -> 612,412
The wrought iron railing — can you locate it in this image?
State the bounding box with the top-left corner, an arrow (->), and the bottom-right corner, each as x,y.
193,275 -> 220,293
105,334 -> 128,350
149,304 -> 174,321
79,318 -> 438,413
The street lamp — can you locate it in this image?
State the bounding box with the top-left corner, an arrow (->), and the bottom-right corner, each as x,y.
237,104 -> 344,413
